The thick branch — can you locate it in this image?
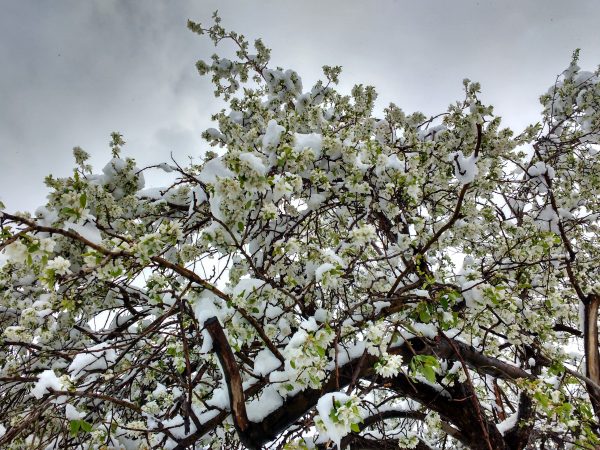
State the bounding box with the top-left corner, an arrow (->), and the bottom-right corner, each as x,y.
584,294 -> 600,417
204,317 -> 253,447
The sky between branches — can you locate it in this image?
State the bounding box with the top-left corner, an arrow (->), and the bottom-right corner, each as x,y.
1,0 -> 600,212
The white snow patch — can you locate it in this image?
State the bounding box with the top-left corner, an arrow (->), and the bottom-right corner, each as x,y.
497,411 -> 519,435
246,386 -> 284,422
239,152 -> 267,176
206,387 -> 230,410
31,370 -> 63,399
314,308 -> 330,323
253,349 -> 282,376
315,263 -> 335,282
64,221 -> 103,245
386,154 -> 404,171
192,292 -> 222,328
65,404 -> 84,420
307,192 -> 327,210
449,151 -> 478,184
68,342 -> 117,379
535,205 -> 560,234
316,392 -> 354,449
232,278 -> 266,299
294,133 -> 323,158
262,120 -> 285,149
198,158 -> 234,185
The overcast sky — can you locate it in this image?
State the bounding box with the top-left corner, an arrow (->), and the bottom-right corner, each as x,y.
1,0 -> 600,212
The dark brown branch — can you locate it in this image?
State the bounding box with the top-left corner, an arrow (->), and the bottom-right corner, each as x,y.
204,317 -> 253,447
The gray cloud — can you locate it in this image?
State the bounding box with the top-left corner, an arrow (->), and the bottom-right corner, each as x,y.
2,0 -> 599,211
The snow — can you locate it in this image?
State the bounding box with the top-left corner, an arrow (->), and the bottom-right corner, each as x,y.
579,300 -> 586,333
157,162 -> 174,173
68,342 -> 117,379
527,161 -> 555,178
189,185 -> 208,211
64,221 -> 103,245
191,410 -> 218,428
449,151 -> 478,184
535,205 -> 560,234
254,348 -> 282,376
460,278 -> 484,309
300,317 -> 319,332
192,292 -> 222,328
205,127 -> 226,142
103,157 -> 127,178
286,329 -> 309,349
229,110 -> 244,124
206,387 -> 230,410
34,206 -> 59,226
294,132 -> 323,158
160,415 -> 197,439
386,154 -> 404,171
65,404 -> 84,420
330,341 -> 366,367
153,382 -> 167,397
239,152 -> 267,176
200,329 -> 213,354
137,187 -> 164,200
197,157 -> 234,185
232,278 -> 266,299
314,308 -> 330,323
306,192 -> 327,210
316,392 -> 353,449
31,369 -> 62,399
262,119 -> 285,149
315,263 -> 335,282
496,411 -> 519,435
372,301 -> 390,315
246,386 -> 284,422
411,322 -> 438,338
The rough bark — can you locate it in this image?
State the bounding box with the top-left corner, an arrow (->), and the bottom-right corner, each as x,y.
584,294 -> 600,418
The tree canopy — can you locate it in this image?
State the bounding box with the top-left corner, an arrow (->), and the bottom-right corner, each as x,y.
2,14 -> 600,450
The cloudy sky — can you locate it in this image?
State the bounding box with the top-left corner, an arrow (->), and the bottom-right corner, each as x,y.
1,0 -> 599,212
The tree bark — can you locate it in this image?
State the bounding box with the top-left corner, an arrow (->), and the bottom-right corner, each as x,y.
584,294 -> 600,418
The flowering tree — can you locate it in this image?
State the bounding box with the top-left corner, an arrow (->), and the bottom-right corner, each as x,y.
2,14 -> 600,450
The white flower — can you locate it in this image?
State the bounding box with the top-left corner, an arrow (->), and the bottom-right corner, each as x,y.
260,202 -> 278,220
375,354 -> 403,378
47,256 -> 72,275
39,238 -> 56,253
349,224 -> 376,246
398,434 -> 419,448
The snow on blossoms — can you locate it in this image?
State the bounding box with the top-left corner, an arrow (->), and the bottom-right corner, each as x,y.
1,17 -> 600,450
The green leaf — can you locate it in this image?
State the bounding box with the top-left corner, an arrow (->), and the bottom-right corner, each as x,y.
422,365 -> 436,383
61,207 -> 76,216
79,193 -> 87,209
418,307 -> 431,323
80,421 -> 92,433
69,420 -> 81,436
440,296 -> 449,310
350,422 -> 360,433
